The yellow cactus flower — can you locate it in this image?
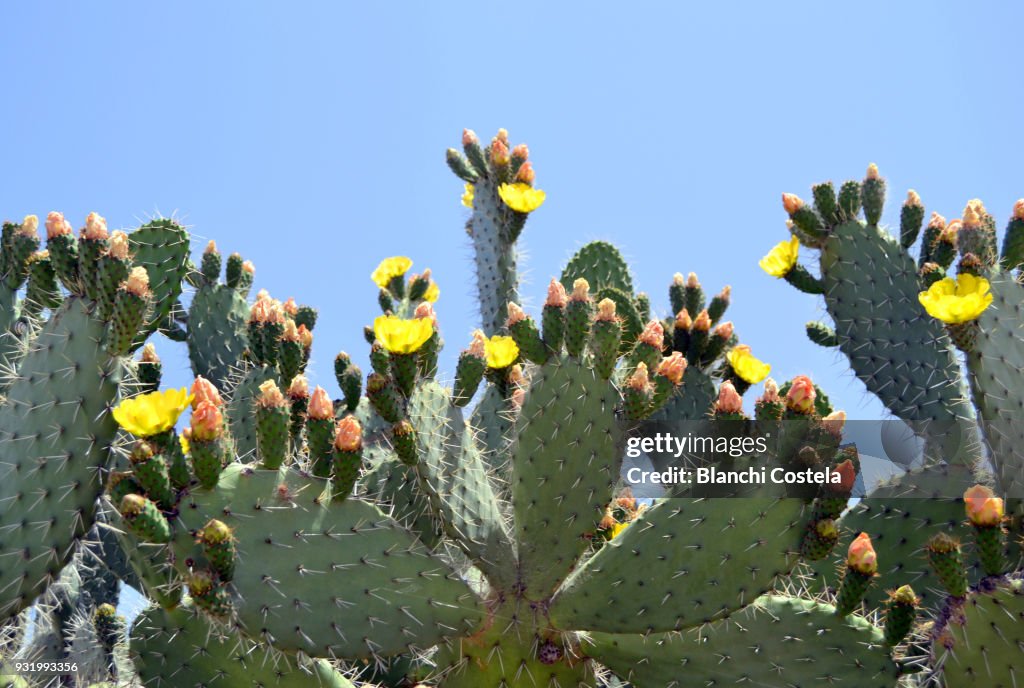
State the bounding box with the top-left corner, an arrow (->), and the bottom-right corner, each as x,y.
609,522 -> 630,540
725,345 -> 771,384
461,183 -> 475,209
370,256 -> 413,289
112,388 -> 193,437
498,183 -> 546,213
179,432 -> 191,455
423,280 -> 440,303
759,236 -> 799,278
918,275 -> 993,324
484,335 -> 519,369
373,315 -> 434,354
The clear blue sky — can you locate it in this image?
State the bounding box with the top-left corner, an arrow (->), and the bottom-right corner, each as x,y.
4,2 -> 1022,420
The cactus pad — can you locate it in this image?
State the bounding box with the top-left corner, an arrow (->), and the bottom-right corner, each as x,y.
561,240 -> 634,295
187,284 -> 249,389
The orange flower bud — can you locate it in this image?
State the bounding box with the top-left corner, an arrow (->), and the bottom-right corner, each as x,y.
281,319 -> 301,342
847,532 -> 877,575
715,380 -> 743,415
595,298 -> 617,322
713,321 -> 734,340
927,212 -> 946,230
546,278 -> 567,308
639,320 -> 664,346
626,362 -> 651,392
191,376 -> 223,409
822,410 -> 846,437
515,161 -> 535,184
83,212 -> 108,240
507,302 -> 528,326
675,308 -> 692,330
511,143 -> 529,160
490,139 -> 510,166
905,190 -> 922,207
496,128 -> 509,145
45,211 -> 72,238
1014,199 -> 1024,220
123,267 -> 151,297
693,310 -> 711,332
760,377 -> 780,403
964,484 -> 1004,527
256,380 -> 286,409
962,203 -> 982,228
571,278 -> 590,302
287,374 -> 309,399
785,375 -> 816,414
866,163 -> 879,180
657,352 -> 687,385
108,231 -> 131,260
283,297 -> 298,316
782,193 -> 805,214
333,416 -> 362,452
140,342 -> 160,364
204,240 -> 218,254
467,329 -> 487,358
297,324 -> 313,348
242,260 -> 255,275
462,129 -> 479,146
308,386 -> 334,421
832,459 -> 855,493
190,400 -> 223,442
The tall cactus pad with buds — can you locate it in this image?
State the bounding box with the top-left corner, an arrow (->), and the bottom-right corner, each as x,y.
130,604 -> 354,687
0,299 -> 124,623
590,595 -> 898,686
561,240 -> 634,294
170,464 -> 484,658
511,357 -> 622,597
187,258 -> 250,388
127,219 -> 190,342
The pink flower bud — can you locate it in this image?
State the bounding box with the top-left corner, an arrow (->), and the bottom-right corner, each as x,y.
511,388 -> 526,409
638,320 -> 664,347
490,139 -> 510,166
283,297 -> 298,316
546,278 -> 567,308
467,329 -> 487,358
675,309 -> 692,330
287,374 -> 309,399
782,193 -> 805,215
1014,199 -> 1024,220
831,459 -> 855,493
297,324 -> 313,348
190,401 -> 223,442
242,260 -> 255,275
713,321 -> 734,340
308,386 -> 334,421
191,376 -> 223,409
927,212 -> 946,230
462,129 -> 479,146
204,240 -> 218,254
140,343 -> 160,364
334,416 -> 362,452
507,302 -> 528,326
123,267 -> 150,297
657,352 -> 687,385
83,212 -> 108,240
45,211 -> 72,238
760,378 -> 780,403
847,532 -> 877,575
281,319 -> 300,342
905,190 -> 922,208
511,143 -> 529,160
414,302 -> 437,325
256,380 -> 286,408
785,375 -> 816,414
595,298 -> 617,322
515,161 -> 536,184
715,380 -> 743,415
964,484 -> 1004,527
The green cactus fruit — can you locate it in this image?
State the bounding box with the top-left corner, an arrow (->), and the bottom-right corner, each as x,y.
256,400 -> 289,471
446,147 -> 478,182
805,320 -> 839,347
120,494 -> 171,544
200,242 -> 221,282
812,181 -> 840,227
862,165 -> 886,225
801,518 -> 840,561
96,251 -> 130,320
790,203 -> 827,243
369,340 -> 390,376
932,228 -> 957,269
107,471 -> 142,506
927,532 -> 968,597
883,585 -> 917,646
294,304 -> 317,330
190,436 -> 226,490
46,231 -> 79,292
838,179 -> 862,219
595,287 -> 642,354
835,566 -> 875,617
279,337 -> 303,386
93,603 -> 123,653
149,429 -> 191,489
392,419 -> 418,466
509,314 -> 547,364
919,214 -> 945,266
289,392 -> 308,440
564,293 -> 593,358
649,372 -> 675,411
683,276 -> 704,318
24,252 -> 61,317
377,287 -> 394,313
622,379 -> 652,420
334,350 -> 351,380
224,252 -> 243,287
197,519 -> 236,582
366,372 -> 403,422
187,570 -> 232,617
542,301 -> 566,355
453,350 -> 486,406
686,319 -> 709,365
108,283 -> 148,356
1000,207 -> 1024,271
390,352 -> 418,397
128,442 -> 176,511
590,315 -> 621,380
706,285 -> 730,323
630,335 -> 662,374
971,523 -> 1006,577
337,363 -> 363,413
900,191 -> 925,248
332,447 -> 363,501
